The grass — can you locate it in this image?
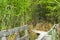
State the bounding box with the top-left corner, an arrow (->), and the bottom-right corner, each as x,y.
7,34 -> 16,40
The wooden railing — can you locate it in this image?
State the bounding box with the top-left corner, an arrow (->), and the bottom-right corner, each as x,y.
42,24 -> 59,40
32,24 -> 59,40
0,25 -> 29,40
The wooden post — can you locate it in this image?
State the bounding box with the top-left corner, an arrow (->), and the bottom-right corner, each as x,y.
2,37 -> 7,40
51,24 -> 59,40
42,35 -> 52,40
25,25 -> 29,40
25,30 -> 29,40
2,30 -> 7,40
15,29 -> 20,40
16,33 -> 20,40
51,29 -> 56,40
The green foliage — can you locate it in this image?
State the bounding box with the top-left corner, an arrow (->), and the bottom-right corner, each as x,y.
0,0 -> 60,40
0,0 -> 60,29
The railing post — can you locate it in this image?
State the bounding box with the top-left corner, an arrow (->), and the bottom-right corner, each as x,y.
1,34 -> 7,40
51,24 -> 59,40
25,25 -> 29,40
15,28 -> 20,40
1,30 -> 7,40
25,30 -> 29,40
2,37 -> 7,40
42,35 -> 52,40
16,32 -> 20,40
51,28 -> 56,40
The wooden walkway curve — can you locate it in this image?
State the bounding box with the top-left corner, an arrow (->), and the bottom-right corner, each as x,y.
0,24 -> 59,40
32,24 -> 59,40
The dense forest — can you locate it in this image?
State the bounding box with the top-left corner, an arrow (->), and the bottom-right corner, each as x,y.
0,0 -> 60,40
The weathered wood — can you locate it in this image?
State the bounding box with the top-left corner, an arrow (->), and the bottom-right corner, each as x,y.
0,25 -> 28,40
25,30 -> 29,40
2,37 -> 7,40
33,24 -> 59,40
42,35 -> 52,40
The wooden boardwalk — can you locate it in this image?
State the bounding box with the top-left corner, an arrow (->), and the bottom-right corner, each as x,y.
0,25 -> 29,40
32,24 -> 59,40
0,24 -> 59,40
